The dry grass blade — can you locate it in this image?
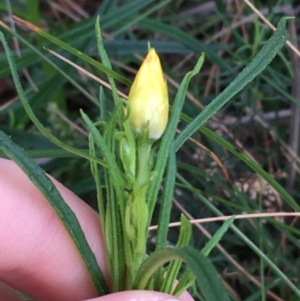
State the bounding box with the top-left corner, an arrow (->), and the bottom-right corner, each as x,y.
149,212 -> 300,230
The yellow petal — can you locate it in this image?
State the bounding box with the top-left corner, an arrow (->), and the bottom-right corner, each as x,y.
126,48 -> 169,140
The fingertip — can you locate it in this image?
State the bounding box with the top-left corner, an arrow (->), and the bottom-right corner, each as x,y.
84,290 -> 194,301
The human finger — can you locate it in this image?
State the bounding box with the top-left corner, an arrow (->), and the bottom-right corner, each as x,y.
0,158 -> 107,301
82,290 -> 195,301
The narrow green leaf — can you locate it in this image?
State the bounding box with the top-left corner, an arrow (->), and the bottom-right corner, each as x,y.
201,216 -> 235,256
147,53 -> 205,227
175,17 -> 289,151
89,135 -> 105,227
95,17 -> 122,108
155,142 -> 176,250
172,269 -> 195,297
99,87 -> 109,122
0,131 -> 109,295
161,215 -> 192,294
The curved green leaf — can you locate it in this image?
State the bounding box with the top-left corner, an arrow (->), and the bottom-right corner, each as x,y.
134,246 -> 230,301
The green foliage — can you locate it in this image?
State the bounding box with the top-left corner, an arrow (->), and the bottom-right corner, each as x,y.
0,1 -> 299,300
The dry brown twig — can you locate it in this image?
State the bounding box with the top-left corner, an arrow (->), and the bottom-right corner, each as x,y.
149,211 -> 300,230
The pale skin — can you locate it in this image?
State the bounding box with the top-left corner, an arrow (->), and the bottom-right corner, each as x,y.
0,159 -> 194,301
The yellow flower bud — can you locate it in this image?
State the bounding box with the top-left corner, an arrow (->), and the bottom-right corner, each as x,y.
126,48 -> 169,140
